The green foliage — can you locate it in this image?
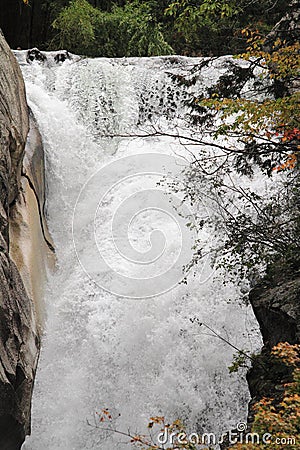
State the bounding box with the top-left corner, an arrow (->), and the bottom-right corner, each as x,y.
229,350 -> 251,373
52,0 -> 98,53
51,0 -> 173,56
165,0 -> 240,27
165,0 -> 239,55
2,0 -> 292,56
95,1 -> 173,57
164,0 -> 287,55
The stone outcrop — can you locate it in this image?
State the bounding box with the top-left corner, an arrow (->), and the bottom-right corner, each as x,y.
0,32 -> 28,205
10,110 -> 55,329
249,276 -> 300,349
220,272 -> 300,449
246,272 -> 300,409
0,31 -> 52,449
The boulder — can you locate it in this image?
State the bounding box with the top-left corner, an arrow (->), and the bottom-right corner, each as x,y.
0,30 -> 52,449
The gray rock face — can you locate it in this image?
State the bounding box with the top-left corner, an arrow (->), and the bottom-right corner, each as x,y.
0,31 -> 29,205
0,30 -> 42,449
241,273 -> 300,435
249,277 -> 300,348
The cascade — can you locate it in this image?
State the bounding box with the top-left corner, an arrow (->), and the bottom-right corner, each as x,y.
16,51 -> 261,449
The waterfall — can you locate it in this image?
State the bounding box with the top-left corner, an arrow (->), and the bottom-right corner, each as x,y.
17,51 -> 261,449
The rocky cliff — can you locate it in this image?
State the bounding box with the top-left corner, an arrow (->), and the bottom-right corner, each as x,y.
245,271 -> 300,420
0,31 -> 52,449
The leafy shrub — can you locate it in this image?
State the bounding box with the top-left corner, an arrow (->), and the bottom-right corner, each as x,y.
52,0 -> 98,54
51,0 -> 173,56
231,343 -> 300,450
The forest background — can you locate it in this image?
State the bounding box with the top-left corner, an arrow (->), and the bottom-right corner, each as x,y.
0,0 -> 290,57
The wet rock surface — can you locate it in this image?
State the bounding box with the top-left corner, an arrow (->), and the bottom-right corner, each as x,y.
243,271 -> 300,431
250,276 -> 300,348
0,31 -> 44,449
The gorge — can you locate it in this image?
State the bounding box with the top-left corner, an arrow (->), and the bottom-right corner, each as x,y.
19,50 -> 261,449
0,26 -> 298,449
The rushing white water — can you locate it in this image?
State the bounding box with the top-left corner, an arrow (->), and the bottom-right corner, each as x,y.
17,51 -> 262,449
